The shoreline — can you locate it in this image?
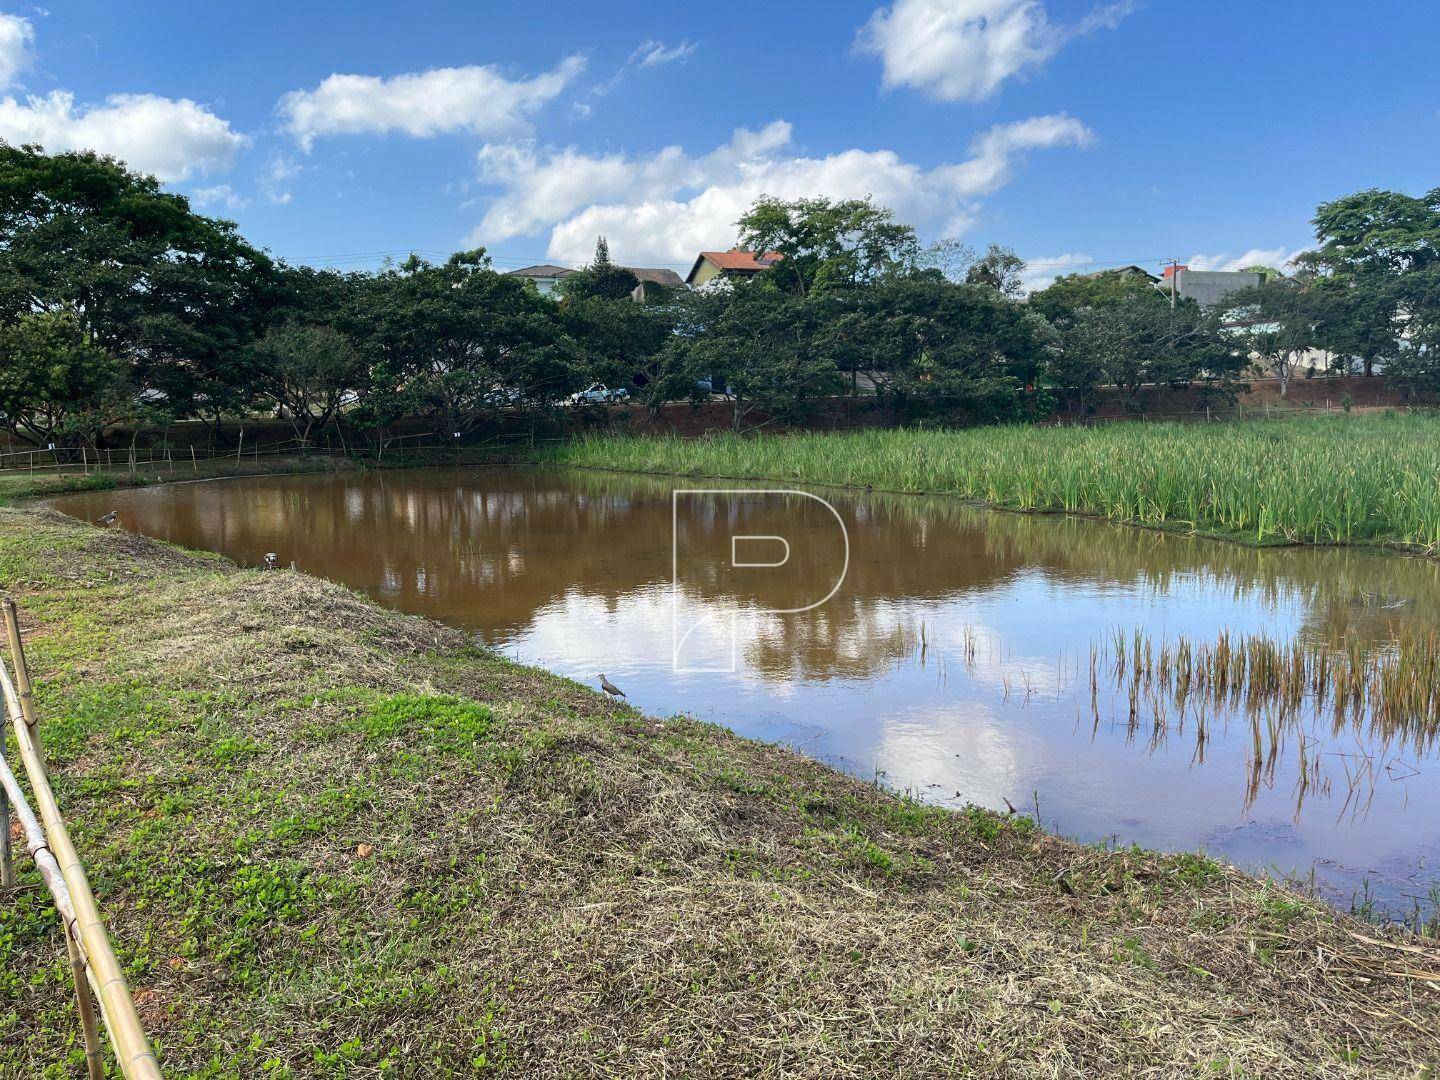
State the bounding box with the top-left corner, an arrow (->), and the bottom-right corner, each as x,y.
0,506 -> 1436,1073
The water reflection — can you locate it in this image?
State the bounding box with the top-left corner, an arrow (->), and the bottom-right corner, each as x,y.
50,468 -> 1440,922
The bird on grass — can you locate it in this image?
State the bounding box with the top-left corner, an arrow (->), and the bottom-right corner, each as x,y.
97,510 -> 118,526
263,552 -> 279,571
598,673 -> 626,699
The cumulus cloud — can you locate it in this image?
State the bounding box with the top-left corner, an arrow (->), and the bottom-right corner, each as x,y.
279,55 -> 585,150
470,114 -> 1092,265
857,0 -> 1138,103
1187,246 -> 1301,273
0,12 -> 34,90
0,90 -> 248,180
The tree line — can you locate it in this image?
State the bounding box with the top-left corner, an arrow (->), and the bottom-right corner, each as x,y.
0,142 -> 1436,449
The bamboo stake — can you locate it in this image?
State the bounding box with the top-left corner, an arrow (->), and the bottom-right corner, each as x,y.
67,925 -> 106,1080
0,654 -> 160,1077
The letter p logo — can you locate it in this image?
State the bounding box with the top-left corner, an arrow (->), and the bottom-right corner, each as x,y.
671,489 -> 850,673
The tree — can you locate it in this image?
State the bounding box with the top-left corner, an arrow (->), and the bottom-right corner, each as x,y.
735,196 -> 920,296
1384,268 -> 1440,399
248,323 -> 366,444
1296,188 -> 1440,278
354,251 -> 578,435
1028,269 -> 1166,325
651,279 -> 840,430
1053,296 -> 1242,412
963,244 -> 1026,298
0,310 -> 133,447
0,143 -> 280,425
559,236 -> 640,301
820,273 -> 1053,420
560,295 -> 672,398
1223,277 -> 1321,398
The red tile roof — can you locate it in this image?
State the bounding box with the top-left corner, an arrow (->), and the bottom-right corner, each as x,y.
686,248 -> 784,283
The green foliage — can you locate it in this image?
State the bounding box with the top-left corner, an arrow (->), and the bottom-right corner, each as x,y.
0,309 -> 133,445
735,195 -> 920,295
1028,269 -> 1166,324
559,236 -> 641,301
651,277 -> 842,429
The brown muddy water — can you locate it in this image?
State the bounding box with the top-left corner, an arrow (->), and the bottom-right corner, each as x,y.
50,467 -> 1440,923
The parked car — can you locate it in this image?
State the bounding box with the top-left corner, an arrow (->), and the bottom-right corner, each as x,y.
566,383 -> 630,405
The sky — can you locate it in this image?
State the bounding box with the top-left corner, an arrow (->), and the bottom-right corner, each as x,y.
2,1 -> 1438,289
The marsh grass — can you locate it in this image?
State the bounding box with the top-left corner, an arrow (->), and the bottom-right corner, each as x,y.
1096,626 -> 1440,819
541,413 -> 1440,549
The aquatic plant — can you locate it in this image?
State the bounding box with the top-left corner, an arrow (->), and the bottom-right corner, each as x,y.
540,414 -> 1440,549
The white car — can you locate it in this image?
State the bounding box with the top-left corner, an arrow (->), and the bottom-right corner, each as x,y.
566,383 -> 630,405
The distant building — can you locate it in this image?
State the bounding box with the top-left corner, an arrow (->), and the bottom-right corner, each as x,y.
685,248 -> 783,287
627,267 -> 686,303
507,264 -> 573,296
1157,265 -> 1262,308
507,263 -> 687,302
1084,264 -> 1159,283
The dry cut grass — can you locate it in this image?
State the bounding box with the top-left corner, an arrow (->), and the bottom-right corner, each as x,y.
0,507 -> 1435,1077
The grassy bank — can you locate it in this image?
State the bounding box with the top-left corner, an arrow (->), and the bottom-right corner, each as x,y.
539,413 -> 1440,550
0,510 -> 1436,1075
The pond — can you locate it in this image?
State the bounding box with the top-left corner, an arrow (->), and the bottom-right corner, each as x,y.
50,467 -> 1440,923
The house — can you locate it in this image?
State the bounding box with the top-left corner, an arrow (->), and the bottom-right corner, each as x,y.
684,248 -> 783,287
1157,265 -> 1262,309
1084,264 -> 1158,283
507,263 -> 686,302
627,267 -> 686,303
506,264 -> 573,296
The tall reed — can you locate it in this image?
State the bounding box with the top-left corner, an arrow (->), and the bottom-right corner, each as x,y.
540,414 -> 1440,549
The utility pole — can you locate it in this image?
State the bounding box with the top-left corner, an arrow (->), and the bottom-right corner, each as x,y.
1164,259 -> 1180,308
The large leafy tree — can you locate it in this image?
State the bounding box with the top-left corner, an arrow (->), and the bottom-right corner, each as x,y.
823,273 -> 1051,419
1223,277 -> 1324,398
1055,296 -> 1242,411
1296,188 -> 1440,278
0,310 -> 134,447
963,244 -> 1026,299
651,279 -> 840,431
735,196 -> 920,296
354,251 -> 579,434
0,143 -> 280,424
1028,269 -> 1166,325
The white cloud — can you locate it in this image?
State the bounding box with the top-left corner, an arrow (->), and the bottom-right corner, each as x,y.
0,90 -> 247,180
190,183 -> 249,212
1018,251 -> 1094,293
279,55 -> 585,150
261,154 -> 300,204
857,0 -> 1138,103
470,114 -> 1092,266
1187,246 -> 1301,273
629,39 -> 696,69
0,13 -> 34,90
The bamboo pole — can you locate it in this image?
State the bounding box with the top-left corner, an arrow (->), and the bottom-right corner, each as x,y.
0,648 -> 161,1077
67,924 -> 106,1080
3,600 -> 43,774
0,746 -> 101,1071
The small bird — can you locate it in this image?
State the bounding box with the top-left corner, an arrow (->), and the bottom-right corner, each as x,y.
598,673 -> 626,699
263,552 -> 279,571
1002,796 -> 1018,816
97,510 -> 118,526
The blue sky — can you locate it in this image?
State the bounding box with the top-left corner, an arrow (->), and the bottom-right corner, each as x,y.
3,1 -> 1438,287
